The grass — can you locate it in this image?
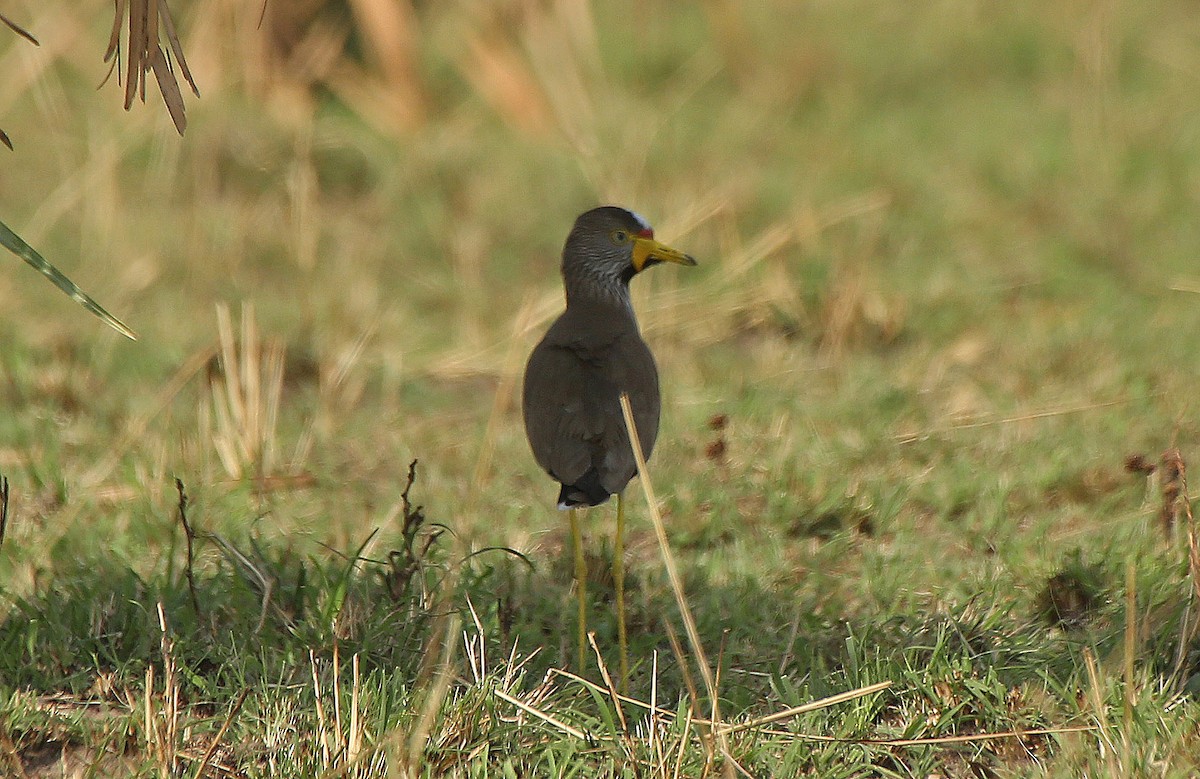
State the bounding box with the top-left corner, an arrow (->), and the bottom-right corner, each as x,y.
4,0 -> 1200,775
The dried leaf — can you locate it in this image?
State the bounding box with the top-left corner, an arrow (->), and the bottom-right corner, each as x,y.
124,0 -> 147,109
109,0 -> 196,134
149,44 -> 187,134
159,0 -> 199,97
105,0 -> 128,62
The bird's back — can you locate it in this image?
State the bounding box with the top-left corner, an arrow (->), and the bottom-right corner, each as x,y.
523,301 -> 660,507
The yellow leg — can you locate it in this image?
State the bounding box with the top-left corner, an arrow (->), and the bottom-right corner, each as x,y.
570,508 -> 587,671
615,492 -> 628,693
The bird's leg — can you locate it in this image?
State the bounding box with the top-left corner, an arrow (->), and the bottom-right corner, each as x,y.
615,491 -> 628,693
570,507 -> 587,671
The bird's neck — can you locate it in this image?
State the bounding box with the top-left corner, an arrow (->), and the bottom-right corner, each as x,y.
564,272 -> 635,316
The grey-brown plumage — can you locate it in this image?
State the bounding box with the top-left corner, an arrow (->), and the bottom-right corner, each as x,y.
523,206 -> 696,508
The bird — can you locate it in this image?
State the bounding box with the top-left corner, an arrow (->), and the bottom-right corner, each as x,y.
523,205 -> 696,684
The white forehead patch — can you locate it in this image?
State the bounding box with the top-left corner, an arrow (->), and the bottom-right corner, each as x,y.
627,209 -> 652,232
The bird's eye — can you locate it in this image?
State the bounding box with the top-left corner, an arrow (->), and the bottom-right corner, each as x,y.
611,230 -> 629,244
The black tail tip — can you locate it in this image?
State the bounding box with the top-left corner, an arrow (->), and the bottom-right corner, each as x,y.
556,475 -> 611,509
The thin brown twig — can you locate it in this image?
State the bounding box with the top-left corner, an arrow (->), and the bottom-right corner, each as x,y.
175,478 -> 201,618
190,689 -> 249,779
0,474 -> 9,546
0,13 -> 38,45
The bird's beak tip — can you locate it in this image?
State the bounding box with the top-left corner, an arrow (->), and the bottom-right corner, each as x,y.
634,235 -> 697,271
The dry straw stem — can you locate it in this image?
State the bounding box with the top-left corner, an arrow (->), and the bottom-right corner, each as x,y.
894,397 -> 1137,445
587,632 -> 630,733
143,602 -> 182,775
307,649 -> 380,779
548,667 -> 891,737
401,612 -> 461,777
1170,278 -> 1200,295
1171,447 -> 1200,688
492,688 -> 589,741
318,0 -> 426,133
618,393 -> 737,774
753,725 -> 1096,747
210,302 -> 287,480
1083,647 -> 1121,772
1122,560 -> 1136,765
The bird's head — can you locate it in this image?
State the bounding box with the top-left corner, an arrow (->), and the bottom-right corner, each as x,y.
561,206 -> 696,303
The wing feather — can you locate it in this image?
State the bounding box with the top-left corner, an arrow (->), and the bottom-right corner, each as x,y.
523,320 -> 660,497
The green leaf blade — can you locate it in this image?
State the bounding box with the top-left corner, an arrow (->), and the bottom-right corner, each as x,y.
1,219 -> 137,341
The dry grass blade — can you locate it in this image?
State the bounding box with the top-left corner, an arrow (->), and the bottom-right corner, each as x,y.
124,0 -> 146,107
149,44 -> 186,134
460,31 -> 554,137
107,0 -> 197,134
718,681 -> 893,736
894,397 -> 1135,444
399,612 -> 461,778
587,632 -> 629,733
1183,451 -> 1200,601
1122,561 -> 1136,754
1164,447 -> 1200,689
209,303 -> 288,481
104,0 -> 128,61
618,393 -> 736,775
550,668 -> 890,736
492,688 -> 589,741
158,0 -> 198,96
346,0 -> 418,91
755,724 -> 1097,746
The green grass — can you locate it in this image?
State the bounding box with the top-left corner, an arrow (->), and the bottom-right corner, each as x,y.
4,0 -> 1200,775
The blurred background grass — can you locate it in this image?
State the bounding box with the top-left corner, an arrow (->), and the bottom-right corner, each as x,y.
4,0 -> 1200,774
